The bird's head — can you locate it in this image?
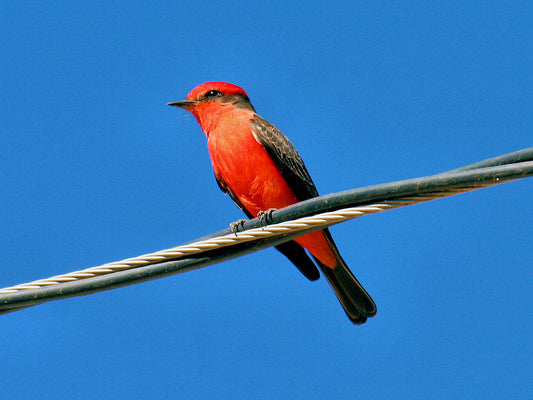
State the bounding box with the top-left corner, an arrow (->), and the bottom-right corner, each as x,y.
168,82 -> 255,125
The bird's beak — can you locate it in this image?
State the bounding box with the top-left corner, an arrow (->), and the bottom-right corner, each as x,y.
167,100 -> 196,109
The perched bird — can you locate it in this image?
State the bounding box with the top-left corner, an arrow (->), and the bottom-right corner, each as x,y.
169,82 -> 376,324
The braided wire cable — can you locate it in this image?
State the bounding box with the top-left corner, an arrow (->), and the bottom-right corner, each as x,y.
0,203 -> 391,294
0,148 -> 531,314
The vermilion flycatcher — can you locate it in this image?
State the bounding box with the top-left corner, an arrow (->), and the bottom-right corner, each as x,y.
169,82 -> 376,324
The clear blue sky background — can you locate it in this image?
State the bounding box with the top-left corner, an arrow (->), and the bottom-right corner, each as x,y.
1,2 -> 531,399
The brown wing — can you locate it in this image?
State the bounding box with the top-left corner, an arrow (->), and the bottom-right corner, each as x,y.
250,115 -> 319,201
250,115 -> 376,323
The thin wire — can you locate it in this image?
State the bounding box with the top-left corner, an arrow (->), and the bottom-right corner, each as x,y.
0,148 -> 531,313
0,203 -> 391,294
0,184 -> 509,295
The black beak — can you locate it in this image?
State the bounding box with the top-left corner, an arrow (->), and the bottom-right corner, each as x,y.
167,100 -> 196,109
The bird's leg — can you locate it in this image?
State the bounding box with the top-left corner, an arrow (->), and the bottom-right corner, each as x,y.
257,208 -> 277,227
230,219 -> 248,235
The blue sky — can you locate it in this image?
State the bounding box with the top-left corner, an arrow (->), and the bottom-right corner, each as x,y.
1,2 -> 531,399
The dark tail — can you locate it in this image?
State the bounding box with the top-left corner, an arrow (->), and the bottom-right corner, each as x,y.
275,241 -> 320,281
313,229 -> 377,325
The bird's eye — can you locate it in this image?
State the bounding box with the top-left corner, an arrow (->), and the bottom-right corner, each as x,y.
204,90 -> 222,98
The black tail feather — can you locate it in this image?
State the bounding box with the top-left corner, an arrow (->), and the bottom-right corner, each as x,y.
275,241 -> 320,281
275,230 -> 376,325
313,229 -> 376,325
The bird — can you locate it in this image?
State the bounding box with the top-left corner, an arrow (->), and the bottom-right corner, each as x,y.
168,82 -> 376,324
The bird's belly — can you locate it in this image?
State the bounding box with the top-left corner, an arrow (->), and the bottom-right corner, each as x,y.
208,130 -> 299,217
208,124 -> 338,267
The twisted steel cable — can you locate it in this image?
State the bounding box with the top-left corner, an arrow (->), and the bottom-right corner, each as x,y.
1,148 -> 531,314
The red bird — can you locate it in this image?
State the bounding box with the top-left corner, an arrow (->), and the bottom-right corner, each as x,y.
169,82 -> 376,324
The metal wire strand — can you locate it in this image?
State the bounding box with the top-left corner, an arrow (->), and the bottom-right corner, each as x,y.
0,203 -> 390,294
0,148 -> 532,314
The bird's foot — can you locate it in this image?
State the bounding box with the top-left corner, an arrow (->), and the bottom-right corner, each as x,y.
230,219 -> 248,235
257,208 -> 277,227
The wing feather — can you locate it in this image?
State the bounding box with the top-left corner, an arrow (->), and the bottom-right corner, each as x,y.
250,115 -> 319,200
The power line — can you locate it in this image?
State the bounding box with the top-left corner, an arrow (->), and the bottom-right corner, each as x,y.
1,147 -> 532,315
